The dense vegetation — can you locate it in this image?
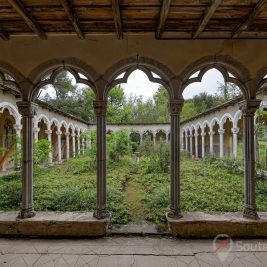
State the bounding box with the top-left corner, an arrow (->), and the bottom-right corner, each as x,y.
1,130 -> 266,226
40,71 -> 241,123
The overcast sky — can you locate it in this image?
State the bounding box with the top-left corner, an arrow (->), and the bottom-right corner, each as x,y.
121,69 -> 225,100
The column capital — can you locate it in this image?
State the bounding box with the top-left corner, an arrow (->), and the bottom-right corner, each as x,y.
65,132 -> 70,137
218,129 -> 225,135
168,99 -> 184,115
238,99 -> 261,116
33,127 -> 40,133
93,100 -> 107,116
56,131 -> 62,136
45,130 -> 52,135
231,127 -> 239,134
13,124 -> 22,132
209,131 -> 215,136
189,134 -> 193,138
71,133 -> 76,138
17,101 -> 38,118
201,132 -> 206,137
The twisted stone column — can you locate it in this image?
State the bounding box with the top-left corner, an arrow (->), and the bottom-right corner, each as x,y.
93,100 -> 109,219
239,99 -> 261,220
218,129 -> 225,158
66,133 -> 70,160
167,99 -> 183,219
45,130 -> 53,164
16,101 -> 38,219
232,127 -> 239,160
209,131 -> 214,156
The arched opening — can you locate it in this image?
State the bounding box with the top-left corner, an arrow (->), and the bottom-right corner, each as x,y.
155,130 -> 166,142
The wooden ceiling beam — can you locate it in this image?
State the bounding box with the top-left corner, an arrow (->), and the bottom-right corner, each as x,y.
0,29 -> 9,40
60,0 -> 84,39
7,0 -> 46,39
156,0 -> 171,39
193,0 -> 222,39
232,0 -> 267,38
111,0 -> 123,39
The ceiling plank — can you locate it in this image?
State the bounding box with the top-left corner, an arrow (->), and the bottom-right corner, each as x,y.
232,0 -> 267,38
156,0 -> 171,39
193,0 -> 222,39
111,0 -> 123,39
7,0 -> 46,39
60,0 -> 85,39
0,29 -> 9,40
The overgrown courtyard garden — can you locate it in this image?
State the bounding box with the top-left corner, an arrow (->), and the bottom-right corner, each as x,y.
1,130 -> 267,227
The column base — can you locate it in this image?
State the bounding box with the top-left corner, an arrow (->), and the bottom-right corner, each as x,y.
93,209 -> 110,219
243,207 -> 259,220
17,209 -> 36,219
167,209 -> 183,219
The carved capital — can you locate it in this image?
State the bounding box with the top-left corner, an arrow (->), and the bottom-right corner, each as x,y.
209,131 -> 215,136
56,131 -> 62,136
17,101 -> 38,118
239,99 -> 261,117
168,99 -> 184,115
93,100 -> 107,116
45,130 -> 52,135
231,127 -> 239,134
218,129 -> 225,135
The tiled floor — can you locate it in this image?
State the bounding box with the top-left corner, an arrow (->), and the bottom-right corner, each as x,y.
0,236 -> 266,266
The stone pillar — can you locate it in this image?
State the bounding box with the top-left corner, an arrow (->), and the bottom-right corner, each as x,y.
77,135 -> 81,155
232,127 -> 239,160
166,132 -> 169,144
189,134 -> 193,155
82,137 -> 85,155
93,100 -> 109,219
13,124 -> 22,170
140,133 -> 143,144
16,101 -> 38,219
167,99 -> 183,219
57,131 -> 62,162
209,131 -> 214,156
66,133 -> 70,160
45,130 -> 53,164
153,132 -> 156,146
194,132 -> 198,158
33,127 -> 39,141
218,129 -> 225,158
72,134 -> 76,157
201,130 -> 205,158
239,99 -> 261,220
185,134 -> 189,152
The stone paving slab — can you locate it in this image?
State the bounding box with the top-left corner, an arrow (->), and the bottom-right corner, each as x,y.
0,237 -> 266,266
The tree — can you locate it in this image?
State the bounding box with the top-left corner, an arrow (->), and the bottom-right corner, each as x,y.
216,82 -> 240,101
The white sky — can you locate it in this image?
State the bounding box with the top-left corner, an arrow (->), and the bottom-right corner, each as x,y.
121,69 -> 225,100
39,68 -> 226,101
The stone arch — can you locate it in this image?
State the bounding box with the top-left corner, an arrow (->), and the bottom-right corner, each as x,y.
220,113 -> 234,129
103,56 -> 179,100
210,117 -> 220,129
179,55 -> 250,99
0,102 -> 21,125
68,123 -> 75,132
233,110 -> 242,128
202,120 -> 210,131
256,64 -> 267,90
60,120 -> 68,131
36,114 -> 51,128
27,58 -> 100,101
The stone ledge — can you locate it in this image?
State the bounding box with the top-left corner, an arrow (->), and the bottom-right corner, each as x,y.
167,212 -> 267,238
0,211 -> 108,237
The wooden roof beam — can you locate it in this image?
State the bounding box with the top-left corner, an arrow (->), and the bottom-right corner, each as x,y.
111,0 -> 123,39
7,0 -> 46,39
232,0 -> 267,38
60,0 -> 84,39
0,29 -> 9,40
193,0 -> 222,39
156,0 -> 171,39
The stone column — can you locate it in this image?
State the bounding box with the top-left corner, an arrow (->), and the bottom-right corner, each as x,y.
166,132 -> 169,144
189,134 -> 193,155
218,129 -> 225,158
16,101 -> 38,219
45,130 -> 53,164
153,132 -> 156,146
239,99 -> 261,220
209,131 -> 214,156
77,135 -> 81,155
140,133 -> 143,144
13,124 -> 22,170
232,127 -> 239,160
167,99 -> 184,219
195,132 -> 198,158
72,134 -> 76,157
66,133 -> 70,160
82,137 -> 85,155
185,134 -> 189,152
201,130 -> 205,158
56,131 -> 62,162
33,127 -> 39,142
93,100 -> 109,219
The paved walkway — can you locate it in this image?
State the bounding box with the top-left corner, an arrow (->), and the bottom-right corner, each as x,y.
0,236 -> 266,266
